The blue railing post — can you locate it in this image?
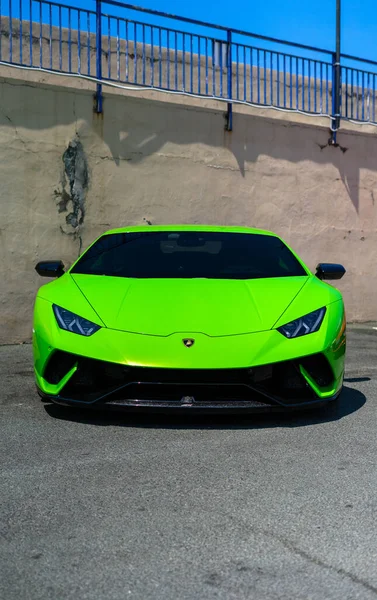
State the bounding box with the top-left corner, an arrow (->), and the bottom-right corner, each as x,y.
331,0 -> 341,143
96,0 -> 103,113
226,29 -> 232,131
331,52 -> 341,144
331,52 -> 337,140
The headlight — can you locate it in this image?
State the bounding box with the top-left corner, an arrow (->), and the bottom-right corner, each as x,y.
278,307 -> 326,339
53,305 -> 100,336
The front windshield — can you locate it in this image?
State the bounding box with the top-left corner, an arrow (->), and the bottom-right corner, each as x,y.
71,231 -> 307,280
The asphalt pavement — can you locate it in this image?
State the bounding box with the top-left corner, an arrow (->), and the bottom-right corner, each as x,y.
1,327 -> 377,600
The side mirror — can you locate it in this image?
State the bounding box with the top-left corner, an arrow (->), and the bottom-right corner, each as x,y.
315,263 -> 346,281
35,260 -> 65,278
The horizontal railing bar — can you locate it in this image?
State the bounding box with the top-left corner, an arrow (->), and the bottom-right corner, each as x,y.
99,14 -> 333,65
100,13 -> 216,40
28,0 -> 96,16
341,53 -> 377,68
103,1 -> 333,55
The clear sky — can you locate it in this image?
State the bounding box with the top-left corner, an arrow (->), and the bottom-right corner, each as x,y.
130,0 -> 377,62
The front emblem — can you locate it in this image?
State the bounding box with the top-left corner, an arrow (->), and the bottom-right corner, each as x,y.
183,338 -> 195,348
181,396 -> 195,405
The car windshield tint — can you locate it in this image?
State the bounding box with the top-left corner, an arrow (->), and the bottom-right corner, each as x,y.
71,231 -> 307,279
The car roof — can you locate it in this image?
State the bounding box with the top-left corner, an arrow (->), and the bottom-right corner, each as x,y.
103,225 -> 278,237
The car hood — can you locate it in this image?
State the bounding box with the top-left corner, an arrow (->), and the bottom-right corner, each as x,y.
70,274 -> 309,336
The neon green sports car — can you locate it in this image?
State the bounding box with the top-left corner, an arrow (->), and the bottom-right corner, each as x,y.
33,225 -> 346,412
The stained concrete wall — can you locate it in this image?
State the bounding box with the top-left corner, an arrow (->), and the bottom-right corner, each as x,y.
1,68 -> 377,343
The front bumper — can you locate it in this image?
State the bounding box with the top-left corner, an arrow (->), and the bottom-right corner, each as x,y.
33,297 -> 346,411
36,352 -> 343,411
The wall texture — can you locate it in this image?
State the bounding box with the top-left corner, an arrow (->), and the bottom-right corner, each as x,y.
1,70 -> 377,343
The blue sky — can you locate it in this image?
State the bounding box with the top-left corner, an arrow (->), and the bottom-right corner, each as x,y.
130,0 -> 377,62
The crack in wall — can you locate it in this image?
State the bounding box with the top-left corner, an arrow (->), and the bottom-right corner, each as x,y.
0,109 -> 28,148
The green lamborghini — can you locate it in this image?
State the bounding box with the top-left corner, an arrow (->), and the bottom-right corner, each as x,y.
33,226 -> 346,411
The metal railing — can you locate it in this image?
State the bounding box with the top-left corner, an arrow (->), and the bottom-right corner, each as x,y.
1,0 -> 377,134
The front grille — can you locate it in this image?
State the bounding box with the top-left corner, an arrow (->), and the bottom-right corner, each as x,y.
44,351 -> 333,404
107,383 -> 269,403
61,362 -> 274,403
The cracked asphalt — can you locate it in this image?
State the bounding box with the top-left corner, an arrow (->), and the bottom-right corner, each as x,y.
1,326 -> 377,600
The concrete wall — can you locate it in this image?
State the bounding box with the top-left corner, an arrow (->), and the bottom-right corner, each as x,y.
1,69 -> 377,343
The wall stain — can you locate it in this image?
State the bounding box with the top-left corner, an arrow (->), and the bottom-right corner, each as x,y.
317,140 -> 348,153
54,137 -> 89,255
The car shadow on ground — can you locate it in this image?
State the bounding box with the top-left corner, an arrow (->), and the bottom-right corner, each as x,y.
43,385 -> 366,430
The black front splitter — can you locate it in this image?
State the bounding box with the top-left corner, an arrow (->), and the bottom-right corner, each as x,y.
38,389 -> 340,414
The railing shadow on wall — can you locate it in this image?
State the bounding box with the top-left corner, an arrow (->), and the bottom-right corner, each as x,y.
0,74 -> 370,216
1,0 -> 377,142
